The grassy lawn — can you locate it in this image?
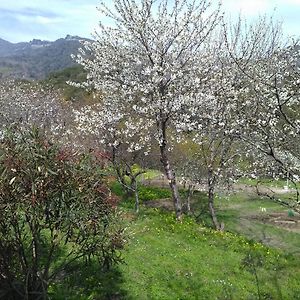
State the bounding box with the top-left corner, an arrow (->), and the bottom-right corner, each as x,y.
49,184 -> 300,299
117,210 -> 300,300
139,169 -> 163,181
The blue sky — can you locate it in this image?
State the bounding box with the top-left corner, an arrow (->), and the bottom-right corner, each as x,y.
0,0 -> 299,43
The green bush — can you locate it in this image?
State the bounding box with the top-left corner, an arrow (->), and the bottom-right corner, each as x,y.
0,127 -> 125,299
138,185 -> 171,201
110,182 -> 171,202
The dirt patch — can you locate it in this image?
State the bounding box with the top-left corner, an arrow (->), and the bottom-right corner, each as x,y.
122,212 -> 137,222
249,212 -> 300,233
232,183 -> 294,195
144,198 -> 174,211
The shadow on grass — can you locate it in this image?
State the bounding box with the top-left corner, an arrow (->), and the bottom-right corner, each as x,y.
50,261 -> 128,300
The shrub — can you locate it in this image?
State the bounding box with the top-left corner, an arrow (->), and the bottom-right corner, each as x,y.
0,127 -> 125,299
138,186 -> 171,201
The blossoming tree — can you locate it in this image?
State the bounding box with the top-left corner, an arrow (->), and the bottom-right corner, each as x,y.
74,100 -> 150,212
0,80 -> 74,144
72,0 -> 223,219
225,18 -> 300,211
174,65 -> 243,229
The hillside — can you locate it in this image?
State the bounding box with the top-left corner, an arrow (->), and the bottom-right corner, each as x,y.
50,183 -> 300,299
0,35 -> 89,80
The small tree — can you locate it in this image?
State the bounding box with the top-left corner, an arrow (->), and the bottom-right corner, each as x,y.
0,127 -> 125,299
74,102 -> 148,212
175,81 -> 241,229
173,140 -> 206,214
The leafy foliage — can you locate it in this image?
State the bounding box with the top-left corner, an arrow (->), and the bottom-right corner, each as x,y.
0,127 -> 125,299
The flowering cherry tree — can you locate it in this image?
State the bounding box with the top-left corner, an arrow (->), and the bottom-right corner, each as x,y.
72,0 -> 223,219
174,67 -> 242,229
225,18 -> 300,211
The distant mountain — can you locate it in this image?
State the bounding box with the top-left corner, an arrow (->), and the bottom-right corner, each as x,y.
0,35 -> 90,80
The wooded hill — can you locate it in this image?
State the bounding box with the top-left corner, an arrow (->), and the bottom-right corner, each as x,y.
0,35 -> 89,80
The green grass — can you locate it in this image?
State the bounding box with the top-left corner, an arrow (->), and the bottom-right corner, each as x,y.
49,185 -> 300,299
111,181 -> 171,200
187,185 -> 300,255
50,208 -> 300,299
139,169 -> 163,181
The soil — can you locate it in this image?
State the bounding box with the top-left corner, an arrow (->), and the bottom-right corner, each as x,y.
233,183 -> 293,195
249,212 -> 300,233
144,198 -> 174,211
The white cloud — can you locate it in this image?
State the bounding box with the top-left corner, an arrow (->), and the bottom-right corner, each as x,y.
0,0 -> 100,42
223,0 -> 270,16
35,16 -> 62,25
0,0 -> 299,42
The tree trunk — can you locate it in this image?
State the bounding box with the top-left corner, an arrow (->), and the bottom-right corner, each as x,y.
133,178 -> 139,213
157,117 -> 182,219
111,147 -> 128,193
115,166 -> 128,192
160,143 -> 182,220
186,184 -> 194,214
208,170 -> 221,230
